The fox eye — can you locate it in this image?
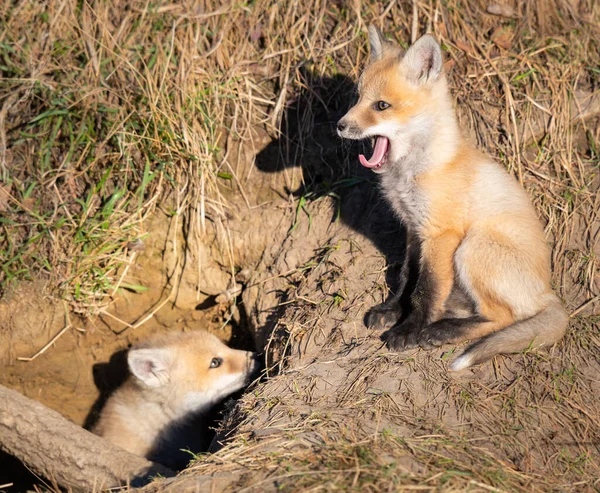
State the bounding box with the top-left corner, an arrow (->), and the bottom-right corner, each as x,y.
209,358 -> 222,369
375,100 -> 391,111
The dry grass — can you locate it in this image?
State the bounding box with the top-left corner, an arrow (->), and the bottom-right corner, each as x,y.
1,0 -> 275,311
1,1 -> 598,311
1,0 -> 599,491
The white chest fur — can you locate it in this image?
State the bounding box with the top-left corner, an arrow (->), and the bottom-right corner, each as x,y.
379,158 -> 430,232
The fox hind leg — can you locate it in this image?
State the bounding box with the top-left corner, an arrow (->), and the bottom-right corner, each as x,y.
415,316 -> 506,349
400,226 -> 529,351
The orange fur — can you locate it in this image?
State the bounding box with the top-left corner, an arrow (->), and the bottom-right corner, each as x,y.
420,231 -> 462,319
338,27 -> 568,370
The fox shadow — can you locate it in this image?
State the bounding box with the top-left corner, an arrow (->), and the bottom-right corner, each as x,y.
254,71 -> 410,309
83,348 -> 129,431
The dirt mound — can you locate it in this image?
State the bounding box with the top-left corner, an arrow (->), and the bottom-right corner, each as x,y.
1,0 -> 599,491
1,116 -> 598,492
152,183 -> 600,491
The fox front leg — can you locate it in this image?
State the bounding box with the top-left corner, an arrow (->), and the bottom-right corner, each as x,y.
382,231 -> 462,350
365,231 -> 418,331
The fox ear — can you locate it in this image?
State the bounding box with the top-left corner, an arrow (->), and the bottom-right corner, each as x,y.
128,348 -> 173,388
368,25 -> 387,62
401,34 -> 443,84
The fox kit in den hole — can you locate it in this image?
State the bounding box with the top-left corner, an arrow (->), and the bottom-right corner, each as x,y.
93,330 -> 259,468
337,26 -> 568,371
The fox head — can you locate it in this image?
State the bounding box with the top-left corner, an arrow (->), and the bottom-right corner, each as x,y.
127,330 -> 259,417
337,26 -> 450,173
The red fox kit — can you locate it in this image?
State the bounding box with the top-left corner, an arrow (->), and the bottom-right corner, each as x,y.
93,330 -> 259,468
337,26 -> 568,370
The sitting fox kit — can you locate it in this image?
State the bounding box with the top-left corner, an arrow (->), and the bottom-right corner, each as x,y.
93,330 -> 258,467
338,26 -> 568,370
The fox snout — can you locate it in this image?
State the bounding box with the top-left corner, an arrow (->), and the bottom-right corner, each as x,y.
336,116 -> 361,139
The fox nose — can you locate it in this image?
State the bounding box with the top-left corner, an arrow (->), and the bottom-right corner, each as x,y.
337,121 -> 347,132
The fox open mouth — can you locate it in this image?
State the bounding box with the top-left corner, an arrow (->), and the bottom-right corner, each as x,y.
359,136 -> 389,170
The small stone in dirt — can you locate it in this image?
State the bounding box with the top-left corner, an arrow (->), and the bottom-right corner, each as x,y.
215,284 -> 243,304
486,3 -> 517,18
235,268 -> 252,284
126,239 -> 145,252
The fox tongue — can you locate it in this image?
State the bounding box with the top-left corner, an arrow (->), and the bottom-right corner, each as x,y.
359,137 -> 389,168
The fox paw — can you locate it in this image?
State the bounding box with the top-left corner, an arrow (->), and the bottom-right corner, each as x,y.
365,303 -> 402,331
381,320 -> 422,350
414,326 -> 448,349
416,318 -> 474,349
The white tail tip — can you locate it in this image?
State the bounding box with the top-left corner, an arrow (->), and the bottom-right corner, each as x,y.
449,353 -> 472,372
